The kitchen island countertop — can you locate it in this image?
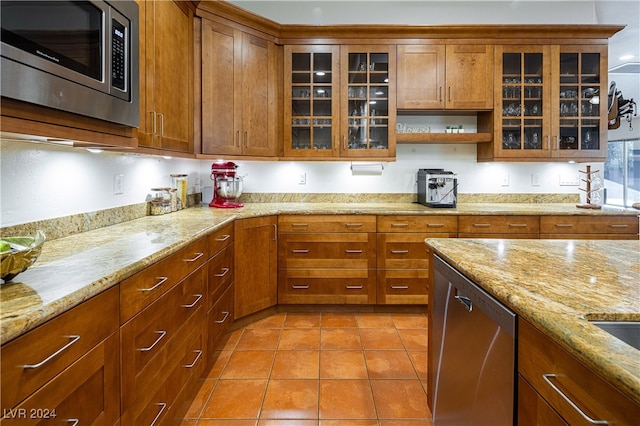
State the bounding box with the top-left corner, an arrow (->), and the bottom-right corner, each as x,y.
425,238 -> 640,405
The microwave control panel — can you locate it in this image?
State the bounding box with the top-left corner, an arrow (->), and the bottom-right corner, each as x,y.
111,19 -> 126,92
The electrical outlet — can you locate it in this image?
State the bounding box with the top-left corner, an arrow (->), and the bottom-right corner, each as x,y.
298,173 -> 307,185
501,173 -> 510,187
113,174 -> 124,195
531,174 -> 541,186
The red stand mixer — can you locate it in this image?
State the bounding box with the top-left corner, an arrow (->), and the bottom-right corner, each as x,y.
209,161 -> 244,208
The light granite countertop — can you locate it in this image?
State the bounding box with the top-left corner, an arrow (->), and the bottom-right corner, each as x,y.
425,238 -> 640,405
1,202 -> 638,402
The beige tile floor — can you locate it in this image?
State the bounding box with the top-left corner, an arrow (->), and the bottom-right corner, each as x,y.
179,312 -> 433,425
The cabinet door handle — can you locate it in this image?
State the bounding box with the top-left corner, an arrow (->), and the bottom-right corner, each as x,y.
345,223 -> 363,227
391,223 -> 409,228
508,223 -> 528,228
138,330 -> 167,352
157,112 -> 165,137
391,285 -> 410,289
150,403 -> 167,426
214,311 -> 230,324
214,267 -> 230,277
608,224 -> 628,228
345,249 -> 363,254
554,135 -> 559,150
472,223 -> 491,228
273,223 -> 278,241
181,294 -> 203,308
183,350 -> 203,368
150,110 -> 157,135
23,335 -> 80,369
215,234 -> 231,242
391,250 -> 409,254
346,285 -> 363,289
236,130 -> 241,147
343,135 -> 347,150
542,374 -> 608,425
427,223 -> 445,228
291,285 -> 310,289
544,135 -> 549,150
141,276 -> 168,292
448,86 -> 452,102
244,131 -> 249,147
554,223 -> 574,228
439,86 -> 443,102
292,249 -> 310,253
184,252 -> 204,262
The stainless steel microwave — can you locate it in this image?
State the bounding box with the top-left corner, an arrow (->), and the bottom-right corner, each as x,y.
1,0 -> 139,127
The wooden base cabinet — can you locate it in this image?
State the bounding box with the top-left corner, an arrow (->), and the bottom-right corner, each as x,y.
0,287 -> 120,426
278,215 -> 377,304
234,216 -> 277,319
377,215 -> 458,305
518,319 -> 640,425
540,215 -> 639,239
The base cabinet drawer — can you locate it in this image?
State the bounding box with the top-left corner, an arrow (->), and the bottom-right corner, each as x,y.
540,215 -> 639,237
518,319 -> 640,425
459,215 -> 539,234
208,284 -> 234,356
278,270 -> 376,304
1,332 -> 120,426
377,269 -> 429,304
1,286 -> 119,411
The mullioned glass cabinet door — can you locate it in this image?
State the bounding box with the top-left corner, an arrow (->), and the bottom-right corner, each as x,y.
340,45 -> 396,158
284,45 -> 340,157
495,46 -> 551,159
552,45 -> 607,160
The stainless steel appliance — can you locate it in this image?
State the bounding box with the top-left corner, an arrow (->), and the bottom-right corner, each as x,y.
209,161 -> 244,208
1,0 -> 139,127
431,254 -> 516,425
417,169 -> 457,208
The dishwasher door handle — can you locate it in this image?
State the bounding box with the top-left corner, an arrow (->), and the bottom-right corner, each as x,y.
455,295 -> 473,312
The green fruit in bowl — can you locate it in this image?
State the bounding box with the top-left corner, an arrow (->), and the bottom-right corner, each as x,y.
0,241 -> 11,253
1,230 -> 46,282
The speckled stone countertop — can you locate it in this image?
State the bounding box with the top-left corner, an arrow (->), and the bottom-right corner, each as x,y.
425,238 -> 640,404
1,202 -> 638,399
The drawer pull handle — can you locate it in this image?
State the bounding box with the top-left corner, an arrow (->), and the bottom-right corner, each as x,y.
185,252 -> 205,262
391,223 -> 409,227
214,311 -> 230,324
345,249 -> 363,254
23,335 -> 80,369
391,250 -> 409,254
138,330 -> 167,352
542,374 -> 608,425
472,223 -> 491,228
555,223 -> 574,228
345,223 -> 363,227
608,224 -> 628,228
509,223 -> 527,228
427,223 -> 445,228
346,285 -> 363,289
150,403 -> 167,426
141,276 -> 168,292
391,285 -> 410,289
214,267 -> 230,277
66,420 -> 79,426
182,294 -> 203,308
292,249 -> 310,253
183,350 -> 203,368
215,234 -> 231,242
292,223 -> 309,227
292,285 -> 310,289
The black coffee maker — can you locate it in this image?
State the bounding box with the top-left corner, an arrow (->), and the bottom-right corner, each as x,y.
417,169 -> 458,208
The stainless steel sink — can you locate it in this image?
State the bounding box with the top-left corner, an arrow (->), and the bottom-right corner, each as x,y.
590,321 -> 640,350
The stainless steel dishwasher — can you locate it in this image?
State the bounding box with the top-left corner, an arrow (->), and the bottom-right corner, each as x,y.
431,254 -> 516,426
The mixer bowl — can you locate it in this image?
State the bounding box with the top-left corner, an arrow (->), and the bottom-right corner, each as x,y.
217,176 -> 243,199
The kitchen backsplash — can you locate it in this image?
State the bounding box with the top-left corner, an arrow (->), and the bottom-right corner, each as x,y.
1,192 -> 579,242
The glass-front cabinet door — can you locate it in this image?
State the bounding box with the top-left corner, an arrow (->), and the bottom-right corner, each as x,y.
340,45 -> 396,158
552,45 -> 607,160
495,46 -> 551,159
284,45 -> 340,157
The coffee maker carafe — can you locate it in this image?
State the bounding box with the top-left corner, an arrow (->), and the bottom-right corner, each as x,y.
417,169 -> 458,208
209,161 -> 244,208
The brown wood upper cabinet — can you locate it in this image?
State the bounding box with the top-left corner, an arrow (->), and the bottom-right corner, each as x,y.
201,20 -> 279,157
137,0 -> 194,153
397,44 -> 493,110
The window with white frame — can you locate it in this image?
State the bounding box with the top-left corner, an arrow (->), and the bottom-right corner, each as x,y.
604,138 -> 640,207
